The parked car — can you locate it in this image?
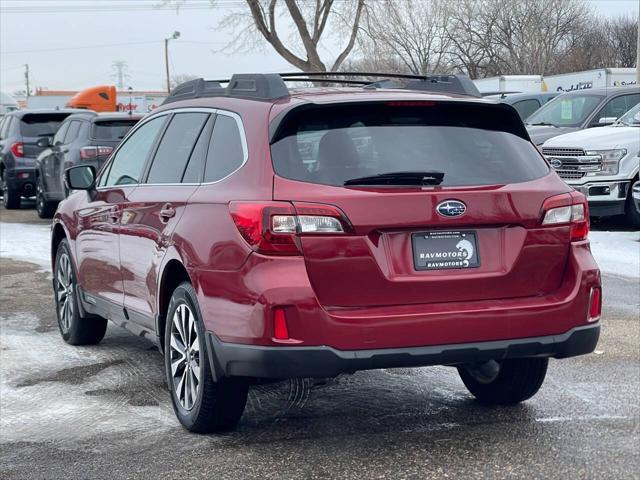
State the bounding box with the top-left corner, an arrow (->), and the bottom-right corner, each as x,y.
35,111 -> 142,218
542,102 -> 640,227
484,92 -> 557,120
633,181 -> 640,215
526,86 -> 640,145
0,109 -> 83,209
53,73 -> 601,433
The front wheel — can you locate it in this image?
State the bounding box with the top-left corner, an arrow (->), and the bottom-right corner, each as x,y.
164,282 -> 248,433
458,358 -> 548,405
54,239 -> 108,345
624,185 -> 640,228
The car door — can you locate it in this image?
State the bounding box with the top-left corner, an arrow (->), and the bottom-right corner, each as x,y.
53,120 -> 83,195
589,93 -> 640,127
40,121 -> 70,195
118,110 -> 212,329
74,115 -> 167,318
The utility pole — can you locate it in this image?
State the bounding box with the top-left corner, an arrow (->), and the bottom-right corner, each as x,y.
24,64 -> 30,97
111,61 -> 129,90
164,31 -> 180,93
636,10 -> 639,83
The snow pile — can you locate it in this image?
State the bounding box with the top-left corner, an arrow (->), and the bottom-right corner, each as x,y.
0,222 -> 51,271
589,231 -> 639,279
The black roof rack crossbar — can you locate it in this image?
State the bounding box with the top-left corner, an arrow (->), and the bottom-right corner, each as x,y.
162,71 -> 481,105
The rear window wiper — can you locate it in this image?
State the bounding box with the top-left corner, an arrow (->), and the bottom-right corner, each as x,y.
344,171 -> 444,186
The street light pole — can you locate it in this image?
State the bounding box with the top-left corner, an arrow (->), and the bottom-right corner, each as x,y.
164,31 -> 180,93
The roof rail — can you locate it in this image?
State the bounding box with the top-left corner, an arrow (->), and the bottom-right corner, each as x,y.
162,72 -> 480,105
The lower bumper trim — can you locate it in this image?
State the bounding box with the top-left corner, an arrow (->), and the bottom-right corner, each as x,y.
205,323 -> 600,380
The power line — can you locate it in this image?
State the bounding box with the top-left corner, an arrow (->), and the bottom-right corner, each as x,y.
1,40 -> 162,55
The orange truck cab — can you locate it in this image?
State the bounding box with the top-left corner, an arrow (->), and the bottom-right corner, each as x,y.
66,85 -> 117,112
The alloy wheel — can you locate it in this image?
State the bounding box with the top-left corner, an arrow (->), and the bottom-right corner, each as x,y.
170,303 -> 201,411
36,182 -> 44,213
55,252 -> 74,333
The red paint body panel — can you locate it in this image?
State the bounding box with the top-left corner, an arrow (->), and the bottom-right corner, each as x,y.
54,88 -> 601,359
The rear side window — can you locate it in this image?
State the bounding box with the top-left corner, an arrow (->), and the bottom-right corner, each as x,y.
53,122 -> 70,145
63,121 -> 81,144
101,116 -> 165,187
146,112 -> 209,184
271,103 -> 548,187
203,114 -> 245,183
19,113 -> 68,137
92,120 -> 138,141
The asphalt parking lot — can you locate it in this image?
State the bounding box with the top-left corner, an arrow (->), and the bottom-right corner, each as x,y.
1,203 -> 639,479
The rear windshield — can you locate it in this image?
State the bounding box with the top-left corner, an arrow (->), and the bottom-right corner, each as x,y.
91,120 -> 138,141
19,113 -> 69,137
271,103 -> 548,187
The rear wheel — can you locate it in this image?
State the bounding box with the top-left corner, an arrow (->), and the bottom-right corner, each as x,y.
54,239 -> 108,345
164,282 -> 248,433
36,177 -> 57,219
2,171 -> 21,209
458,358 -> 548,405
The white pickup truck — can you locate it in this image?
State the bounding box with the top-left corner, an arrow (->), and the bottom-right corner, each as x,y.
542,103 -> 640,227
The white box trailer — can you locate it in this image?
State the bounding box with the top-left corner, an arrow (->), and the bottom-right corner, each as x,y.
474,75 -> 543,94
542,68 -> 637,93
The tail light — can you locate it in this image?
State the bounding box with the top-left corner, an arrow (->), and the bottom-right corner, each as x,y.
588,287 -> 602,322
10,142 -> 24,157
229,201 -> 351,256
80,146 -> 113,159
541,192 -> 589,241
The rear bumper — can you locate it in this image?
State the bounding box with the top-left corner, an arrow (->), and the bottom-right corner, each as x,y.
206,323 -> 600,379
6,166 -> 36,195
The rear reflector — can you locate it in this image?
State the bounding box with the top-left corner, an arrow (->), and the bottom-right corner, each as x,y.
588,287 -> 602,322
541,192 -> 589,241
273,308 -> 290,340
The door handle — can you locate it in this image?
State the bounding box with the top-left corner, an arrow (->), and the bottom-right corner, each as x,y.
159,203 -> 176,221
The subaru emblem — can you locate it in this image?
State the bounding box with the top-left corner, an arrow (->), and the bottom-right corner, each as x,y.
436,200 -> 466,217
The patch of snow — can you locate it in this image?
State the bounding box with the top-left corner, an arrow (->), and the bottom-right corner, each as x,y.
589,231 -> 639,279
0,222 -> 51,271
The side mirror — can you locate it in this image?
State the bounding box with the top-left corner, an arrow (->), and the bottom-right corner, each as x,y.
65,164 -> 96,191
598,116 -> 617,126
37,136 -> 52,148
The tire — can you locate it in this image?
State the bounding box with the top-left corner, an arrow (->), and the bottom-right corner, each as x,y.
54,239 -> 108,345
2,170 -> 21,209
458,358 -> 548,405
164,282 -> 248,433
36,177 -> 57,219
624,186 -> 640,228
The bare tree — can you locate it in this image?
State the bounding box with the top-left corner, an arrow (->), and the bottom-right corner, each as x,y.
607,14 -> 638,68
361,0 -> 452,75
171,73 -> 199,89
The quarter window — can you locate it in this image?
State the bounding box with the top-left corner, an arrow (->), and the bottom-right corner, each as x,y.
203,114 -> 245,183
146,112 -> 209,184
101,116 -> 165,187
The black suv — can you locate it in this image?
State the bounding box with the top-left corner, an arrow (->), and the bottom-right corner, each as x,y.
35,111 -> 141,217
0,109 -> 82,209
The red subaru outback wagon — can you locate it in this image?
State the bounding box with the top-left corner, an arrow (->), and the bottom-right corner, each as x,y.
53,73 -> 601,433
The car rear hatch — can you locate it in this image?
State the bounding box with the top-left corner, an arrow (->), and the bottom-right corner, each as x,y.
269,100 -> 575,308
87,118 -> 140,165
19,113 -> 71,157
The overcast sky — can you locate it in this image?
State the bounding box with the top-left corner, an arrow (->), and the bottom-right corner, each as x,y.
1,0 -> 639,93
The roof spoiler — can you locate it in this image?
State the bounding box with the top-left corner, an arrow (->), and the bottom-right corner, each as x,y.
162,72 -> 481,105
